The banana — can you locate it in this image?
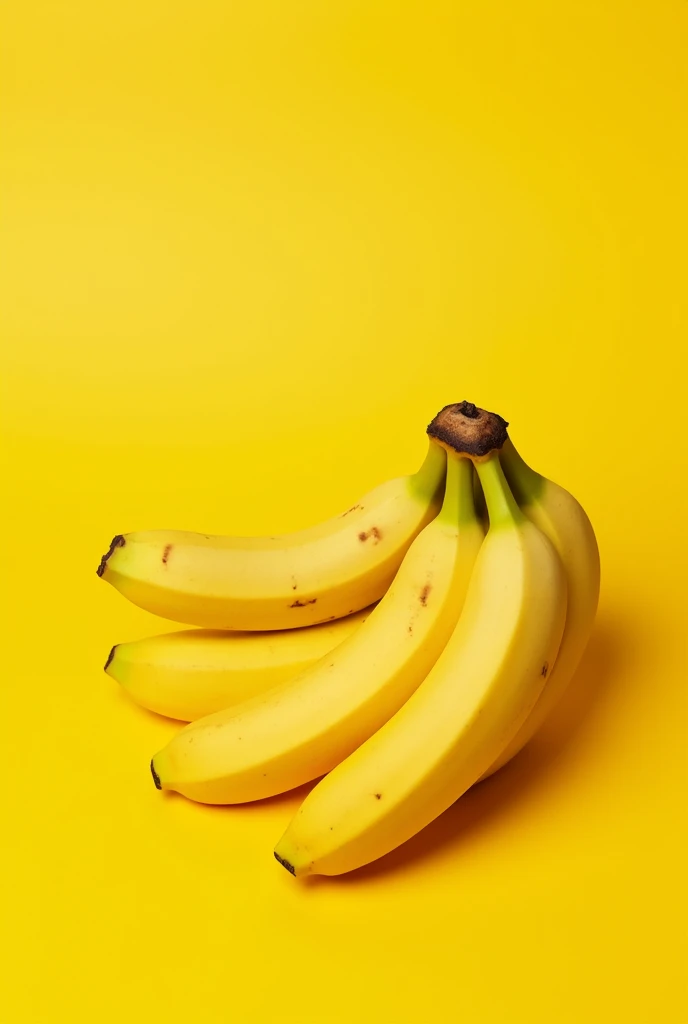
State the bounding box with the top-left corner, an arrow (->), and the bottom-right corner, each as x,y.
96,441 -> 445,631
105,608 -> 371,721
274,404 -> 567,877
150,444 -> 484,803
479,437 -> 600,778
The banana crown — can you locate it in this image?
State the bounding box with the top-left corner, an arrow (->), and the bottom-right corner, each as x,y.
427,401 -> 509,458
426,401 -> 522,532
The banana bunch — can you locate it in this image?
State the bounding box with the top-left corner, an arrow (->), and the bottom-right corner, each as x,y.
99,401 -> 599,877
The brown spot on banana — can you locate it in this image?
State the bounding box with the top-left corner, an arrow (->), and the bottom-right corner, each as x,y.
358,526 -> 382,543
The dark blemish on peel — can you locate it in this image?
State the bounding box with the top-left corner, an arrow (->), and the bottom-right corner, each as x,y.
274,852 -> 296,875
341,504 -> 362,517
408,625 -> 413,635
419,584 -> 432,606
104,645 -> 117,671
96,535 -> 125,577
374,793 -> 382,800
150,760 -> 162,790
162,543 -> 173,565
427,402 -> 509,458
290,598 -> 317,608
457,401 -> 479,419
358,527 -> 382,544
541,662 -> 549,677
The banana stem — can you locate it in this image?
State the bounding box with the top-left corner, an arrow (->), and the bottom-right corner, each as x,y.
409,439 -> 447,500
499,438 -> 544,505
437,451 -> 476,526
475,451 -> 524,529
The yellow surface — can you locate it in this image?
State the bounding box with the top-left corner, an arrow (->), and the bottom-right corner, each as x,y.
1,1 -> 686,1021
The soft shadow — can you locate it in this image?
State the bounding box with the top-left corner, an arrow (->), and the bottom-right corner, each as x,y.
160,779 -> 320,816
304,613 -> 636,888
107,675 -> 186,728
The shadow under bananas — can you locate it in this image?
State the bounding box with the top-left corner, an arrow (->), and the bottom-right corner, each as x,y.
304,613 -> 634,888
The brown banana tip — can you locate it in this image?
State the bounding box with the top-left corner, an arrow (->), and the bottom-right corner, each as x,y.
150,760 -> 162,790
104,645 -> 117,671
274,851 -> 296,875
96,535 -> 125,577
427,401 -> 509,458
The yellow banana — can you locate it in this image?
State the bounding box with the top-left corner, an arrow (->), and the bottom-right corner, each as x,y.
96,442 -> 445,630
480,437 -> 600,777
150,445 -> 484,803
274,405 -> 567,877
105,608 -> 371,721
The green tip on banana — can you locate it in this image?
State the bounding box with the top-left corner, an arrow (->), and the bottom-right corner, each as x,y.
150,759 -> 162,790
96,535 -> 125,577
427,401 -> 509,458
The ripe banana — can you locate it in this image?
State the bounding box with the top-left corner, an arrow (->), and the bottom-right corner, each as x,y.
274,404 -> 567,877
105,608 -> 371,721
96,442 -> 446,631
480,437 -> 600,777
150,445 -> 484,803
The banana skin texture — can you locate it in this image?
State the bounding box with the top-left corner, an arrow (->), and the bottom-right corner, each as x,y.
481,438 -> 600,777
150,449 -> 484,803
274,451 -> 567,876
105,607 -> 372,721
97,442 -> 446,631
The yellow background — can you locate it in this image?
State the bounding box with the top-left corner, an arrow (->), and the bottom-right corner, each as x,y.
2,2 -> 687,1021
